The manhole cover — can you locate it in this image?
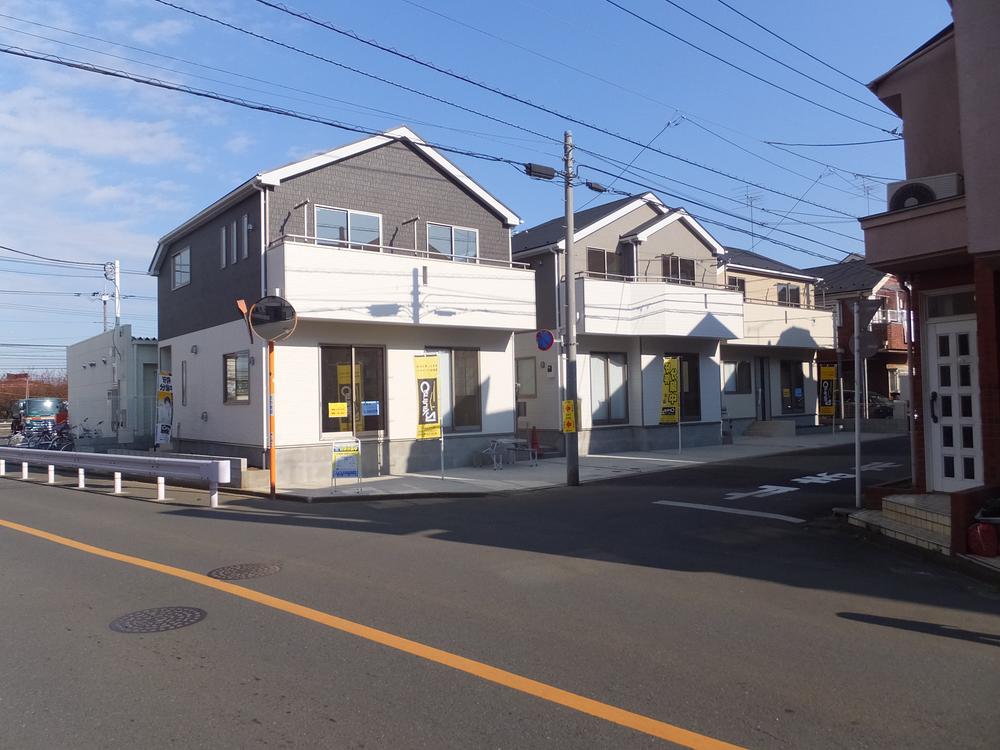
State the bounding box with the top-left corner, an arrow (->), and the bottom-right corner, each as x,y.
109,606 -> 206,633
206,562 -> 282,580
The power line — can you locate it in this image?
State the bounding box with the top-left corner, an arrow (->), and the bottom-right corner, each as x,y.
765,138 -> 903,147
0,243 -> 106,267
0,44 -> 859,262
211,0 -> 860,216
657,0 -> 894,118
601,0 -> 896,134
712,0 -> 869,88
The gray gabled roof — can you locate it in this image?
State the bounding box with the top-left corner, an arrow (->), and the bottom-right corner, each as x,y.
511,195 -> 639,255
723,247 -> 805,276
803,258 -> 887,294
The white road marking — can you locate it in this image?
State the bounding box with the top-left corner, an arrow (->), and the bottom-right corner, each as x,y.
722,485 -> 799,500
653,500 -> 806,524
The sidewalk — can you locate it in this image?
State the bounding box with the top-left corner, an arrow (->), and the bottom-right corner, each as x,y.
278,431 -> 900,501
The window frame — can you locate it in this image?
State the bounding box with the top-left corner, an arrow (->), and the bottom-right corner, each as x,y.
663,255 -> 696,285
241,213 -> 249,260
777,283 -> 802,307
590,351 -> 629,426
229,219 -> 238,264
426,347 -> 483,433
314,205 -> 383,251
219,225 -> 227,269
779,359 -> 806,414
723,360 -> 752,395
171,247 -> 191,290
223,351 -> 251,405
516,356 -> 537,398
664,352 -> 702,422
319,344 -> 387,436
727,276 -> 747,299
426,222 -> 480,263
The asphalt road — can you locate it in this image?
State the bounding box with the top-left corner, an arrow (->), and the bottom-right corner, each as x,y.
1,436 -> 998,749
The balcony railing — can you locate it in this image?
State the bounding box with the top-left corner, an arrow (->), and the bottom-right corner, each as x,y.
576,271 -> 824,310
271,234 -> 530,270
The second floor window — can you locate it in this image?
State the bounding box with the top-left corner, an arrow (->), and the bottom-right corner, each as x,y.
663,256 -> 695,284
778,284 -> 802,307
316,207 -> 382,250
587,248 -> 623,277
428,223 -> 478,262
727,276 -> 747,298
171,247 -> 190,289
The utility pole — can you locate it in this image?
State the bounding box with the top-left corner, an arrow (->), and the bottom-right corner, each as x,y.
101,293 -> 109,332
564,130 -> 580,487
854,300 -> 862,509
114,259 -> 121,328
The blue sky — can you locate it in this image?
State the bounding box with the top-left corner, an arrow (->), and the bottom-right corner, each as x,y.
0,0 -> 953,371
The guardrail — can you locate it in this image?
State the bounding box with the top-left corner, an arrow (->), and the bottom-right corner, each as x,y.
0,447 -> 231,507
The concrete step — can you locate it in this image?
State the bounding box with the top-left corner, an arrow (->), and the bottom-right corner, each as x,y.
882,493 -> 951,537
849,509 -> 950,554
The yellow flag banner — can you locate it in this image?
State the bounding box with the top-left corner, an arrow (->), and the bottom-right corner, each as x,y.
414,354 -> 441,440
659,356 -> 680,425
819,364 -> 837,417
561,399 -> 577,433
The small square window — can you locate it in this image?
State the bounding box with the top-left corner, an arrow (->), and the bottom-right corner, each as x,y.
940,395 -> 952,418
937,335 -> 950,357
171,247 -> 191,289
957,333 -> 970,356
964,457 -> 976,480
961,395 -> 973,418
223,351 -> 250,404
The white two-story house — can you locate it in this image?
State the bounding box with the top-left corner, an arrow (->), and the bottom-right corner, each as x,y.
512,194 -> 833,451
148,127 -> 533,483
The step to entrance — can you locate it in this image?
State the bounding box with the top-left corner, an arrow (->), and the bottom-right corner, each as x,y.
743,420 -> 796,438
849,509 -> 950,554
882,494 -> 951,537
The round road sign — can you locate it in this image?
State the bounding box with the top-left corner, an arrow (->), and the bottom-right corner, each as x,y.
536,329 -> 555,351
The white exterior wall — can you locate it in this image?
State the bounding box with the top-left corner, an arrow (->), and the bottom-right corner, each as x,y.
734,302 -> 834,349
158,319 -> 267,450
269,241 -> 536,331
576,335 -> 643,431
514,331 -> 561,432
273,320 -> 516,446
639,336 -> 723,426
720,345 -> 819,424
67,325 -> 157,444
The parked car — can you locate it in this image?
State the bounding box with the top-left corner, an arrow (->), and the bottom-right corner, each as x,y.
842,390 -> 894,419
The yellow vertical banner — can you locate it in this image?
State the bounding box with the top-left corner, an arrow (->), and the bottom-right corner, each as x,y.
819,364 -> 837,416
414,354 -> 441,440
659,356 -> 680,424
561,399 -> 576,433
336,363 -> 363,432
155,370 -> 173,445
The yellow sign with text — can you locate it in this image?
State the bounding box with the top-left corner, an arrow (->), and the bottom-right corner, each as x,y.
327,402 -> 348,419
659,356 -> 680,424
562,399 -> 577,433
819,364 -> 837,417
414,354 -> 441,440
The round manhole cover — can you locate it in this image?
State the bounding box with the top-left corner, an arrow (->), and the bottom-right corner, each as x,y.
109,606 -> 206,633
206,562 -> 282,581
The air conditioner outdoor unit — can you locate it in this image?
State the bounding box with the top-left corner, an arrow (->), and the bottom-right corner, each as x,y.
886,173 -> 964,212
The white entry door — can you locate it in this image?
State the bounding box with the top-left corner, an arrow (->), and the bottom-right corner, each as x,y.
926,318 -> 982,491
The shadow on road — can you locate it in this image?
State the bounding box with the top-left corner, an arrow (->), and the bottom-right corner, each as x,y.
838,612 -> 1000,647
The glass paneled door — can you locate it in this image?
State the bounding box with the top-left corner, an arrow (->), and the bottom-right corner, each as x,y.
926,319 -> 981,491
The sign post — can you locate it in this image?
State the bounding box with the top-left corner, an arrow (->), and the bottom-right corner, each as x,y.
242,296 -> 298,499
852,298 -> 885,508
155,371 -> 173,447
819,364 -> 837,434
331,438 -> 362,494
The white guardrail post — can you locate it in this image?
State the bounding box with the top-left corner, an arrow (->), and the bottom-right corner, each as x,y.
0,447 -> 230,508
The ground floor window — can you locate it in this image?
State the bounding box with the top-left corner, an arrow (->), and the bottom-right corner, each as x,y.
223,351 -> 250,404
427,348 -> 482,432
590,352 -> 628,424
723,360 -> 751,394
780,360 -> 805,414
665,352 -> 701,421
320,346 -> 386,434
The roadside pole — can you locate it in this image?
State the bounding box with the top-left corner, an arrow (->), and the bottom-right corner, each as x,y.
854,301 -> 861,509
268,339 -> 276,499
564,131 -> 580,487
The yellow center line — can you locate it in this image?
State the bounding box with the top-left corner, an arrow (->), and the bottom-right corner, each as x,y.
0,516 -> 745,750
